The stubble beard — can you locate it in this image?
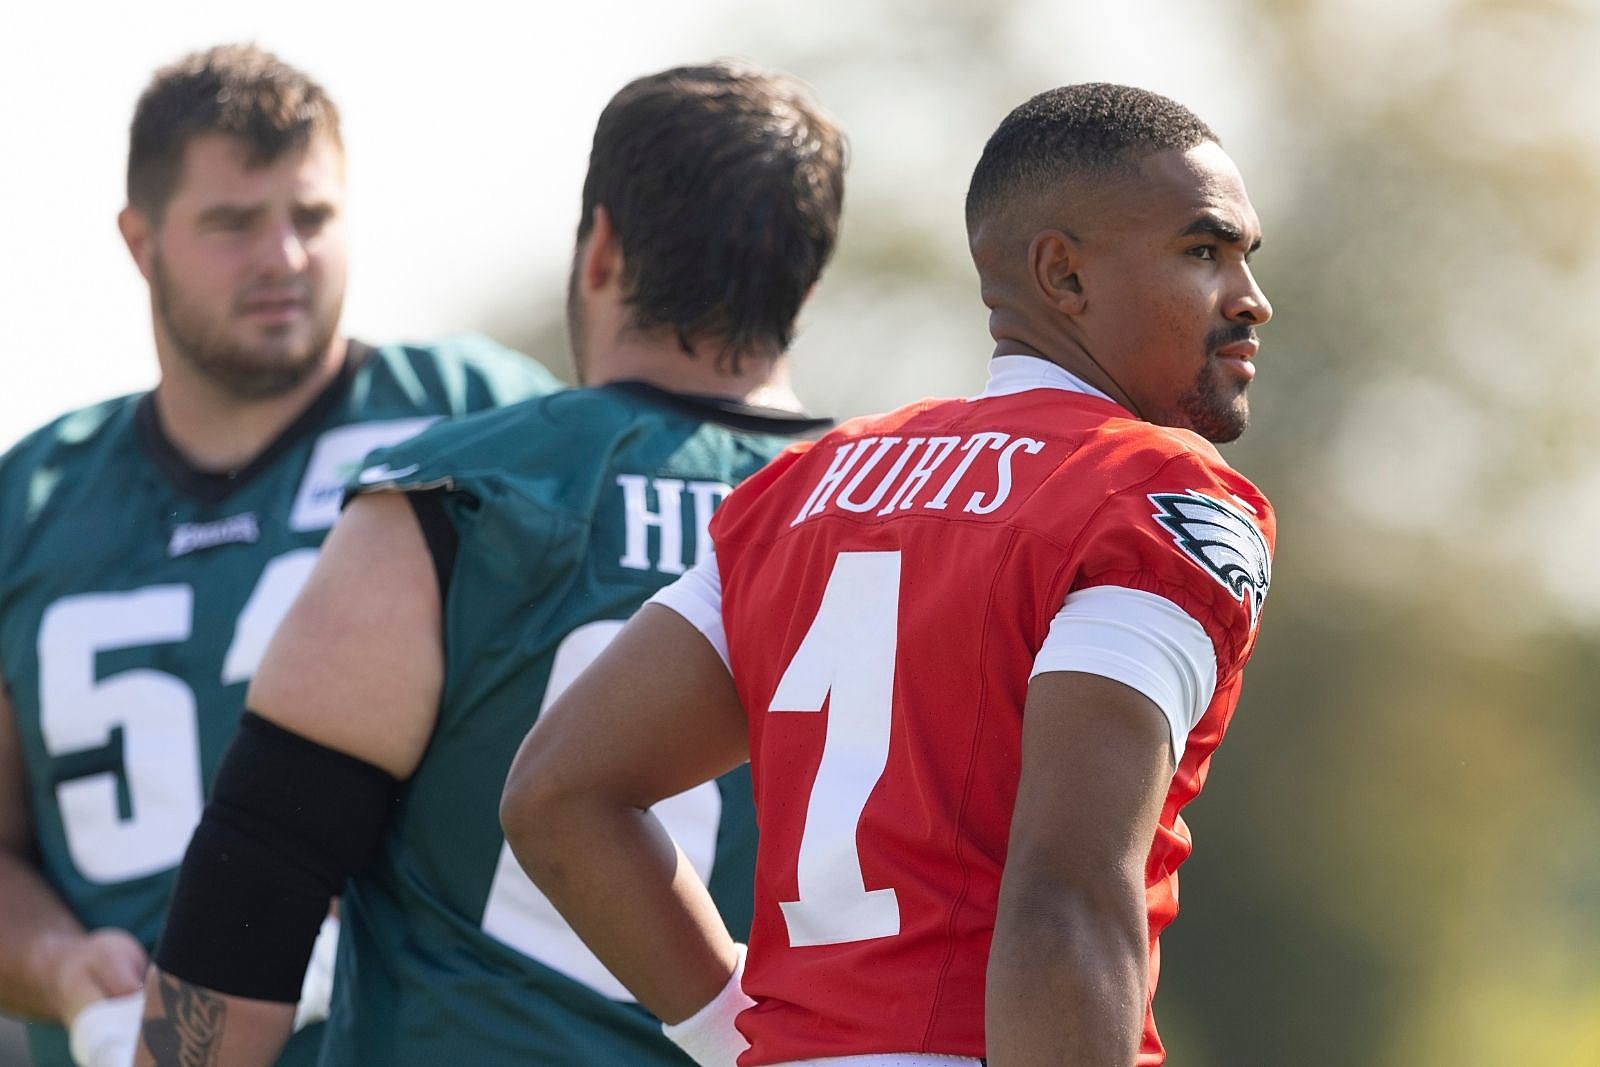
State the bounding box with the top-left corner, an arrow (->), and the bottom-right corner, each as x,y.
151,252 -> 340,401
1177,357 -> 1249,444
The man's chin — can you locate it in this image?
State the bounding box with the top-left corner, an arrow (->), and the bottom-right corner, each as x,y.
1176,389 -> 1249,444
1201,419 -> 1247,445
238,317 -> 315,349
188,342 -> 328,400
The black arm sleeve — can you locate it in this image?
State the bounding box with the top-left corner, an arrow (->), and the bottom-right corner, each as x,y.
153,712 -> 400,1002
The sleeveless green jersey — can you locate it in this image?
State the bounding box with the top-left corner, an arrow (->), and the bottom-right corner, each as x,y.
0,336 -> 558,1066
325,382 -> 827,1066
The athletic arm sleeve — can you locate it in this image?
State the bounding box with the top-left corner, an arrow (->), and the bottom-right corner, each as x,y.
154,713 -> 399,1001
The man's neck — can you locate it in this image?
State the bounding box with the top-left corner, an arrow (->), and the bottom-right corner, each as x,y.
151,339 -> 348,473
584,335 -> 803,413
988,337 -> 1141,418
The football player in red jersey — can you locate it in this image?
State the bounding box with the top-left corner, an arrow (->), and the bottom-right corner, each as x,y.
502,83 -> 1275,1067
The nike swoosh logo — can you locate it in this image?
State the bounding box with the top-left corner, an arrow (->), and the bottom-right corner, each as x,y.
357,463 -> 421,484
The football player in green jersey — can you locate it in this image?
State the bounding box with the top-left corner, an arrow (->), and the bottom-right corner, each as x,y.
134,61 -> 846,1067
0,44 -> 558,1067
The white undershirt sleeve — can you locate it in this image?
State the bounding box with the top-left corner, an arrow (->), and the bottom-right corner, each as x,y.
646,552 -> 730,671
1029,586 -> 1219,766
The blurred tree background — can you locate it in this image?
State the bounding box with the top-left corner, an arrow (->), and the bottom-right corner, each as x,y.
4,0 -> 1596,1063
495,1 -> 1600,1062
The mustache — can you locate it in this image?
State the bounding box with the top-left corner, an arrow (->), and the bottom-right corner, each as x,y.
236,282 -> 311,305
1206,323 -> 1258,353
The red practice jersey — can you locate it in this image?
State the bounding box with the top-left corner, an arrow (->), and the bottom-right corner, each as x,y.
705,369 -> 1275,1065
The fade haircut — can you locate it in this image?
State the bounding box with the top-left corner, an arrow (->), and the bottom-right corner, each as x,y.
966,83 -> 1216,230
127,44 -> 341,218
579,61 -> 847,371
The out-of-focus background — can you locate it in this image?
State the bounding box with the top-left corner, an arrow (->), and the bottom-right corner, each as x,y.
4,0 -> 1598,1063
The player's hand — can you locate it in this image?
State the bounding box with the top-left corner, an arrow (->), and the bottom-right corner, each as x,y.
68,990 -> 143,1067
49,928 -> 147,1024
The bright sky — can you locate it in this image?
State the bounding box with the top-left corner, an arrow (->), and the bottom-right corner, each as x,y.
0,0 -> 1262,449
0,0 -> 742,446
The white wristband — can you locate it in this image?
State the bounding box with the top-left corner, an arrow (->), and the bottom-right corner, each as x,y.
661,944 -> 756,1067
293,915 -> 340,1032
69,991 -> 144,1067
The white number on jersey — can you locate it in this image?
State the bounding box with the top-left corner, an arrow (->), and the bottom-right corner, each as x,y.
480,619 -> 723,1001
771,550 -> 902,947
37,553 -> 318,884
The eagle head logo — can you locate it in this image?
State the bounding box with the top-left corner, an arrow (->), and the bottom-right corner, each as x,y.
1148,491 -> 1272,626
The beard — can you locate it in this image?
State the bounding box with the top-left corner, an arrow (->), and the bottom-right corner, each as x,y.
152,252 -> 341,401
1176,355 -> 1250,443
1177,323 -> 1256,443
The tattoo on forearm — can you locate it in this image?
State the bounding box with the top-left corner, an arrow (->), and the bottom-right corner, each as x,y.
140,973 -> 227,1067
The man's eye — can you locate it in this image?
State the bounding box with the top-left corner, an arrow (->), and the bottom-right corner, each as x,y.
295,208 -> 333,233
1188,245 -> 1216,261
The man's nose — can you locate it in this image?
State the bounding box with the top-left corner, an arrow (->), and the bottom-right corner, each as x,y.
1229,266 -> 1272,325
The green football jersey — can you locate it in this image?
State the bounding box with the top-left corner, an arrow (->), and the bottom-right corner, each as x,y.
0,336 -> 558,1066
324,382 -> 828,1066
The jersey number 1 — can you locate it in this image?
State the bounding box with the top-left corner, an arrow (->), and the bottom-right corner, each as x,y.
772,550 -> 902,947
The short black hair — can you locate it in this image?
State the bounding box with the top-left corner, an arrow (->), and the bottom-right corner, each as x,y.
128,44 -> 341,219
966,83 -> 1216,229
579,61 -> 846,370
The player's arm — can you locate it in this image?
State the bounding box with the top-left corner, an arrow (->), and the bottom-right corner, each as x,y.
134,492 -> 444,1067
500,602 -> 748,1026
0,671 -> 148,1027
986,670 -> 1173,1067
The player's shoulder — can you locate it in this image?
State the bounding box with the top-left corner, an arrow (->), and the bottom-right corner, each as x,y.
709,396 -> 949,536
2,393 -> 140,465
352,332 -> 564,416
0,394 -> 143,581
1048,414 -> 1273,530
827,394 -> 957,440
1058,418 -> 1276,657
402,382 -> 663,457
761,394 -> 950,470
346,384 -> 652,504
0,394 -> 142,514
363,331 -> 555,381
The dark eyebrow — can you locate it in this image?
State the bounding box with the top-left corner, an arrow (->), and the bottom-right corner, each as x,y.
197,203 -> 265,226
1180,213 -> 1263,254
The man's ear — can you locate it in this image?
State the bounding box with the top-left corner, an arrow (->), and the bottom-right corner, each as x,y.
579,205 -> 624,294
1028,229 -> 1087,317
117,206 -> 155,283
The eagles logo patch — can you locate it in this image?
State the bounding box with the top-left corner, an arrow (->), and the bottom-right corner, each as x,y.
1148,491 -> 1272,626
